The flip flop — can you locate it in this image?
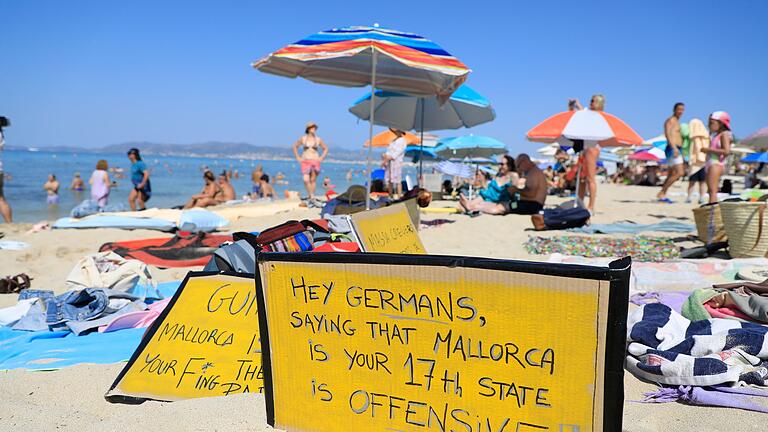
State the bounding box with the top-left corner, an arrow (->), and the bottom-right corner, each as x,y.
657,198 -> 674,204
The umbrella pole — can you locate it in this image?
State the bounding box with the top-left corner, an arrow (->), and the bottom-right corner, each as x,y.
419,99 -> 425,187
366,49 -> 378,210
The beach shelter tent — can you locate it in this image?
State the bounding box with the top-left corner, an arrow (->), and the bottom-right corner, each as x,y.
741,152 -> 768,164
254,25 -> 470,208
741,127 -> 768,149
349,85 -> 495,180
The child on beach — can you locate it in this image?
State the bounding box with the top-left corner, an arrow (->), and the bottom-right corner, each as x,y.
89,160 -> 111,208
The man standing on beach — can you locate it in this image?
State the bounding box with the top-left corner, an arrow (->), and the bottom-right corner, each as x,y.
0,117 -> 12,223
657,102 -> 685,202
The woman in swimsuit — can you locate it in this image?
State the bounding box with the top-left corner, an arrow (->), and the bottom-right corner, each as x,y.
183,170 -> 222,209
702,111 -> 732,204
292,122 -> 328,199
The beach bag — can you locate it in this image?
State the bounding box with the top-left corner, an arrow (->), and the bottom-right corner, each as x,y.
542,200 -> 590,230
255,219 -> 328,252
692,203 -> 727,244
204,232 -> 258,274
721,201 -> 768,258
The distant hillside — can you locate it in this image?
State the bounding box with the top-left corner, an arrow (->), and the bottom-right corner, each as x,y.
11,141 -> 374,162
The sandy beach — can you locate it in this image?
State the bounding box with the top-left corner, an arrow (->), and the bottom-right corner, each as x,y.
0,182 -> 763,431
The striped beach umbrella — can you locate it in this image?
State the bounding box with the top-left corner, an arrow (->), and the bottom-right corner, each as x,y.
526,110 -> 643,147
253,25 -> 470,207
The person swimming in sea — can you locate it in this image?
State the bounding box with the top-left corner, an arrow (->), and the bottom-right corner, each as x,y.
69,173 -> 85,191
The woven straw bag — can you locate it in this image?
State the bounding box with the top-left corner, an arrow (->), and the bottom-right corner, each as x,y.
721,201 -> 768,258
692,204 -> 727,244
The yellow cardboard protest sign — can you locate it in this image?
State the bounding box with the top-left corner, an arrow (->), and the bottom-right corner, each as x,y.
106,272 -> 262,403
350,203 -> 426,254
256,254 -> 629,432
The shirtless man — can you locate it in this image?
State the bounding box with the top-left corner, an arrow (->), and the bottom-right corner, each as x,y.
459,154 -> 546,215
216,172 -> 236,203
43,174 -> 60,206
657,102 -> 685,202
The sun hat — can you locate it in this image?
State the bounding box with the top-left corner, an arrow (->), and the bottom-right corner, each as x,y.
305,122 -> 318,133
710,111 -> 731,130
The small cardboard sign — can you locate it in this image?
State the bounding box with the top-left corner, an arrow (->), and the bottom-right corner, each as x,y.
350,203 -> 426,254
106,272 -> 263,403
255,253 -> 630,432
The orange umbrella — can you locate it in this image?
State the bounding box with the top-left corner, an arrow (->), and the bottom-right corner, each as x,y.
527,110 -> 642,147
364,130 -> 421,148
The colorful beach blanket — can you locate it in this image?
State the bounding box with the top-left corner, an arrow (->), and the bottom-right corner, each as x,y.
626,303 -> 768,386
524,235 -> 679,262
0,281 -> 181,371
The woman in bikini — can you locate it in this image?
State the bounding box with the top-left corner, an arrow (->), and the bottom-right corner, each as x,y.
183,170 -> 222,209
702,111 -> 732,204
292,122 -> 328,199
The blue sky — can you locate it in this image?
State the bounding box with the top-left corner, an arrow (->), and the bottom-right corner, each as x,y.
1,0 -> 766,154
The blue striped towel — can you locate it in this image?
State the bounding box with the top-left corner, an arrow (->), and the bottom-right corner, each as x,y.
626,303 -> 768,386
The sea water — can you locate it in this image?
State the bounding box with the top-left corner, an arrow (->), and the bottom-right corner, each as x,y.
1,149 -> 414,222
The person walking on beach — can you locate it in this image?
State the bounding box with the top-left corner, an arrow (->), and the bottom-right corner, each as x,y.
657,103 -> 686,202
0,118 -> 12,223
686,118 -> 710,203
702,111 -> 732,204
43,174 -> 60,206
251,165 -> 264,197
89,159 -> 111,209
292,122 -> 328,199
382,128 -> 407,197
127,148 -> 151,211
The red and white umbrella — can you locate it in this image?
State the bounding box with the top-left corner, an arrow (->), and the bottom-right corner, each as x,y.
527,110 -> 643,147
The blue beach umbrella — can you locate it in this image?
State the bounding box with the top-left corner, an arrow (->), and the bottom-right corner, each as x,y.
435,135 -> 507,160
405,144 -> 438,162
349,85 -> 495,132
349,85 -> 495,179
742,152 -> 768,163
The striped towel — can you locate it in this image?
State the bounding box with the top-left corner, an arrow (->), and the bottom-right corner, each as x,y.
626,303 -> 768,386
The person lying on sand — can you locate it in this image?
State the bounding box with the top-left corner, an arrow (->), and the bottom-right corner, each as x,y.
460,154 -> 546,215
183,171 -> 221,209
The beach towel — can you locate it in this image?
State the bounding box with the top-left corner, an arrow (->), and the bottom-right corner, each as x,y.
626,303 -> 768,386
525,235 -> 679,262
52,215 -> 177,232
641,385 -> 768,413
0,326 -> 145,371
99,233 -> 232,268
570,220 -> 694,234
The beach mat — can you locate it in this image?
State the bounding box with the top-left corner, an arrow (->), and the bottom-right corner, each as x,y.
100,233 -> 232,268
53,215 -> 176,232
